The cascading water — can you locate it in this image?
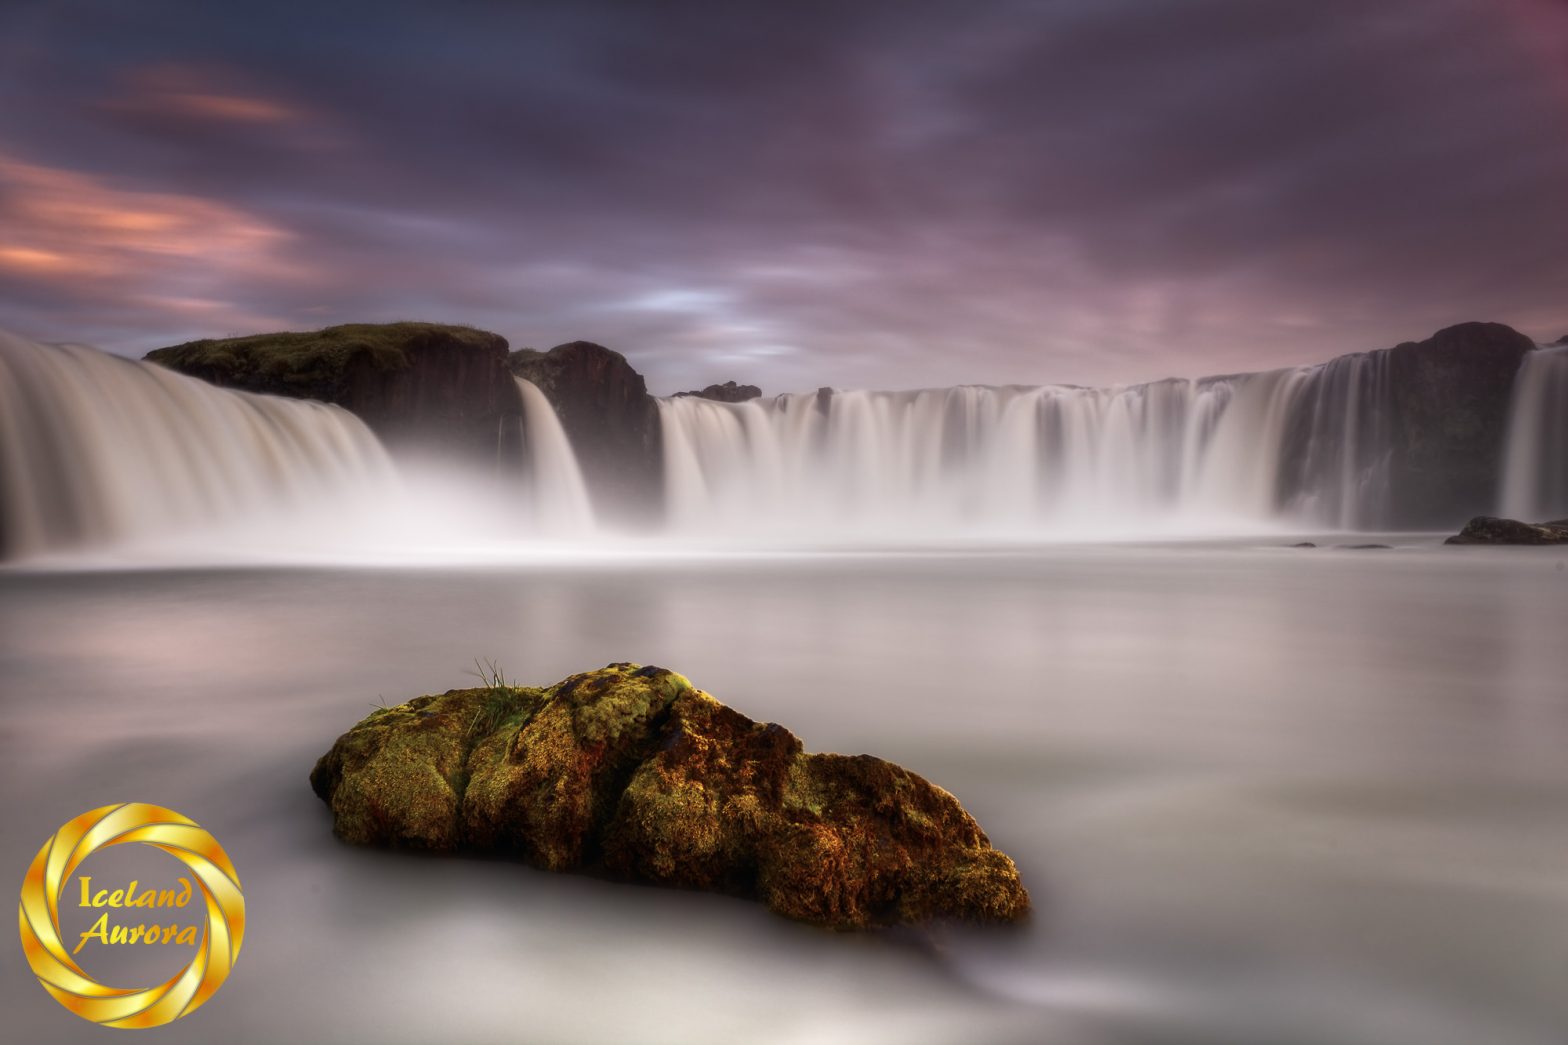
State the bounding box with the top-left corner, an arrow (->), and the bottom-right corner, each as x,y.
657,353 -> 1406,538
0,331 -> 399,559
1501,345 -> 1568,521
514,378 -> 595,535
5,328 -> 1561,556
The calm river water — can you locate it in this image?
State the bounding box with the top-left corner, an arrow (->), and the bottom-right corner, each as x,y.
3,540 -> 1567,1044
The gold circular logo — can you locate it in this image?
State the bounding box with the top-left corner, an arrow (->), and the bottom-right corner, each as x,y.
17,803 -> 245,1028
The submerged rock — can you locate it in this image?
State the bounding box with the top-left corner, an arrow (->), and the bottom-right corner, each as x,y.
311,663 -> 1029,929
1444,516 -> 1568,545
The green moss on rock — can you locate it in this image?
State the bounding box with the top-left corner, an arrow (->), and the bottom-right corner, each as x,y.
147,322 -> 516,459
311,664 -> 1030,929
309,686 -> 547,849
148,322 -> 499,396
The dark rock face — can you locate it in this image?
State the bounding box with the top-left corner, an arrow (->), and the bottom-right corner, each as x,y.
1274,322 -> 1534,529
311,663 -> 1030,930
146,323 -> 517,460
1444,516 -> 1568,545
508,342 -> 661,523
675,381 -> 762,403
1381,322 -> 1535,527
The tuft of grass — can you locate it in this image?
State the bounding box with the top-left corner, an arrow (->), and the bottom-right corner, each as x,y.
464,657 -> 509,691
462,658 -> 526,740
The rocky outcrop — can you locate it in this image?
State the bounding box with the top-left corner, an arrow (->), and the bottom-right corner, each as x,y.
508,343 -> 661,523
1444,516 -> 1568,545
1378,323 -> 1536,527
146,323 -> 516,460
311,663 -> 1030,930
675,381 -> 762,403
1276,322 -> 1535,529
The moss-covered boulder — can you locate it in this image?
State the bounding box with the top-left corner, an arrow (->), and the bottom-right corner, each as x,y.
147,322 -> 516,460
311,663 -> 1029,929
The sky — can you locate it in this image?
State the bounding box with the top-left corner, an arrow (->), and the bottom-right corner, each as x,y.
0,0 -> 1565,396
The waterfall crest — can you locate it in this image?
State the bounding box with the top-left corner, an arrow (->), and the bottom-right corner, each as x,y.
514,378 -> 595,534
657,353 -> 1410,538
5,329 -> 1561,555
0,332 -> 398,558
1501,345 -> 1568,521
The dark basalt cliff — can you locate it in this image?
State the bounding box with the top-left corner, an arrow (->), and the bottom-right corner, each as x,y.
146,324 -> 670,517
311,663 -> 1030,929
1274,321 -> 1535,528
1381,322 -> 1535,527
507,341 -> 662,522
147,323 -> 517,460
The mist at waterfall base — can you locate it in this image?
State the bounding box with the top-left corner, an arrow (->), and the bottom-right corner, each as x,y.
0,332 -> 601,565
4,333 -> 1568,1045
3,332 -> 1567,564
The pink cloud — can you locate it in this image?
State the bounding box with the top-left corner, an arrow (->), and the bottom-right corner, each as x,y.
0,152 -> 302,331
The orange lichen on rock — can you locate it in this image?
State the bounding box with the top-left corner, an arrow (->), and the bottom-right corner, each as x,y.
310,663 -> 1029,929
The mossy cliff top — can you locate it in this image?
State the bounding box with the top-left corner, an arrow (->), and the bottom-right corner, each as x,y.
147,322 -> 506,399
146,323 -> 515,457
310,663 -> 1030,930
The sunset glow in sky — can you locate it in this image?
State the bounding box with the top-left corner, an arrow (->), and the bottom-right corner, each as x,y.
1,0 -> 1566,394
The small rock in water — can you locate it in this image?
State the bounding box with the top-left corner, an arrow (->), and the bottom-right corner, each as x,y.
1338,543 -> 1393,549
1444,516 -> 1568,545
1290,542 -> 1317,548
310,663 -> 1030,930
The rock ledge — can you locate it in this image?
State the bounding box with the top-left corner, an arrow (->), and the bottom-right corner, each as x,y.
1444,516 -> 1568,545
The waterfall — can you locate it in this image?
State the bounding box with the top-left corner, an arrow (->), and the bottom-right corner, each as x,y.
514,378 -> 595,534
7,327 -> 1556,555
657,353 -> 1407,538
0,332 -> 398,559
1501,345 -> 1568,521
0,333 -> 599,561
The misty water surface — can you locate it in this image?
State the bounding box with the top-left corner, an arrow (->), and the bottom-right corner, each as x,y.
3,542 -> 1567,1044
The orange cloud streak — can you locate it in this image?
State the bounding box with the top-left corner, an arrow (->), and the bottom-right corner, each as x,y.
157,92 -> 298,123
0,154 -> 291,282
